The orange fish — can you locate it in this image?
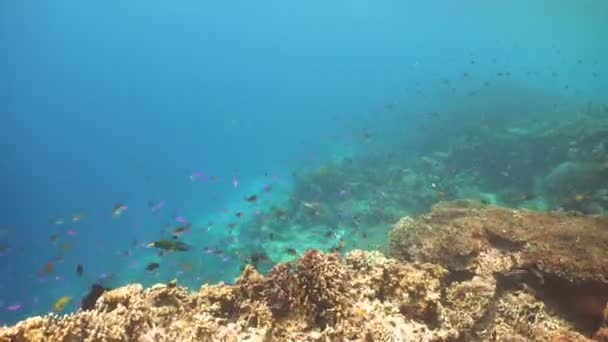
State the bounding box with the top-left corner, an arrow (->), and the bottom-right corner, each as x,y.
40,262 -> 54,276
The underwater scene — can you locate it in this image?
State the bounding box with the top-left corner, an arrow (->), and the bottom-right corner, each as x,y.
1,0 -> 608,341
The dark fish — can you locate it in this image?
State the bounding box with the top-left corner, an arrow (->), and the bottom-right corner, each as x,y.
76,264 -> 84,277
148,240 -> 191,252
520,193 -> 536,201
330,240 -> 346,253
228,223 -> 237,229
246,195 -> 258,203
251,252 -> 269,264
81,284 -> 110,311
286,248 -> 298,256
172,223 -> 192,237
235,212 -> 245,218
146,262 -> 160,271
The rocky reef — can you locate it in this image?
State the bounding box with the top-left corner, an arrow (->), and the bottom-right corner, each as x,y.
2,202 -> 608,341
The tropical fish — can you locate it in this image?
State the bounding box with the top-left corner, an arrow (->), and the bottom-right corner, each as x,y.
7,304 -> 21,311
76,264 -> 84,277
49,218 -> 65,225
235,212 -> 245,218
246,195 -> 257,203
301,201 -> 320,209
147,240 -> 191,252
40,262 -> 54,276
149,200 -> 165,212
112,204 -> 128,217
189,172 -> 206,182
146,262 -> 160,271
172,223 -> 192,237
573,193 -> 586,202
72,213 -> 84,223
286,248 -> 298,256
81,284 -> 110,310
54,296 -> 72,312
520,193 -> 536,201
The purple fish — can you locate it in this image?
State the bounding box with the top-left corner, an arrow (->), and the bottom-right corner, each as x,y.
190,172 -> 208,182
7,304 -> 21,311
174,216 -> 187,223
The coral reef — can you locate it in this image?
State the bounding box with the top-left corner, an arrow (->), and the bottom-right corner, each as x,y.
390,200 -> 608,339
0,241 -> 599,341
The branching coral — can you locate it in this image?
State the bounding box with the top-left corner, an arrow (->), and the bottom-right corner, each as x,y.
294,250 -> 351,328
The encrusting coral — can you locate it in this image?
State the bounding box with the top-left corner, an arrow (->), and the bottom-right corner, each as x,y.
2,202 -> 607,341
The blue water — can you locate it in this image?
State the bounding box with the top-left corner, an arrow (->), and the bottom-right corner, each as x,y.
1,0 -> 607,325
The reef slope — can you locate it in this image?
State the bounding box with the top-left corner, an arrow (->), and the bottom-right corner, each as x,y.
2,202 -> 608,341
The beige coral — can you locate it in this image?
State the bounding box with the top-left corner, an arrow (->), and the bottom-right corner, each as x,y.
0,244 -> 602,341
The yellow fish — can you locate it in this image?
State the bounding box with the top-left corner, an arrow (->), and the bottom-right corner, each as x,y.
54,296 -> 72,312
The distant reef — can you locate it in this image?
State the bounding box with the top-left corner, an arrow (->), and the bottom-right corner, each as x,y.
1,201 -> 607,341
